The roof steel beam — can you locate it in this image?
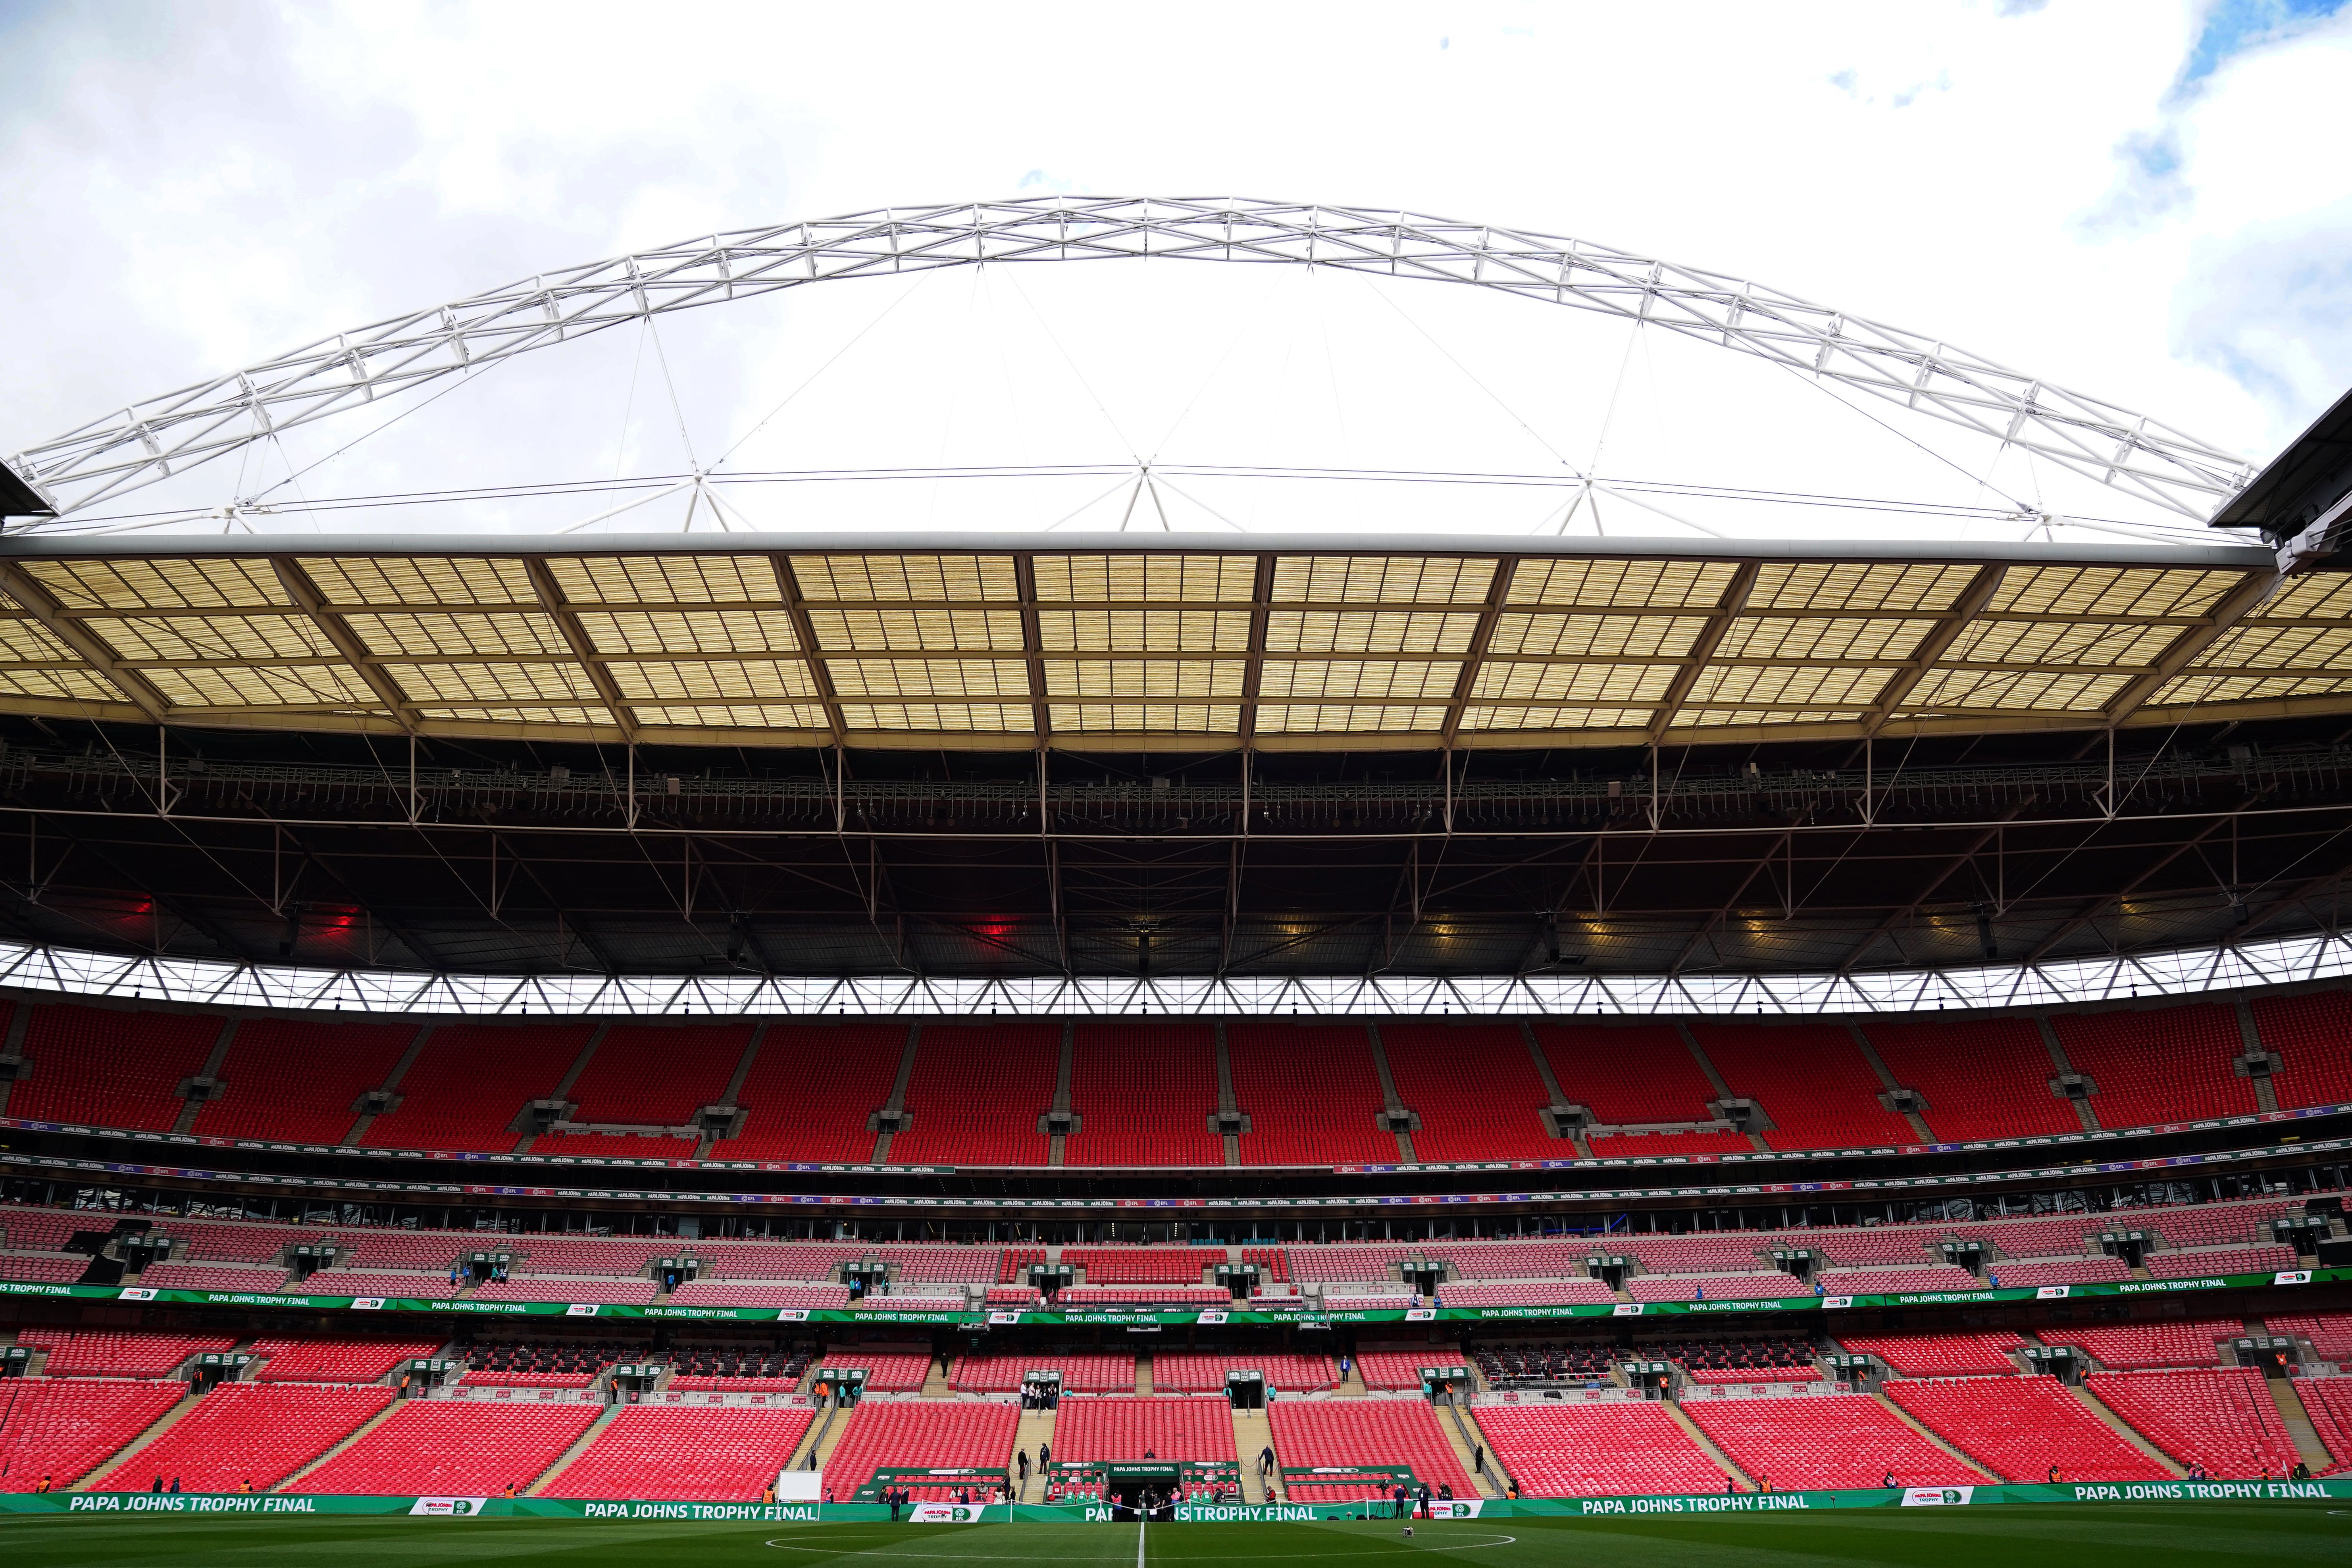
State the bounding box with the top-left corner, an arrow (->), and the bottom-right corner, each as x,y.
267,556 -> 418,731
1648,561 -> 1758,739
522,557 -> 638,740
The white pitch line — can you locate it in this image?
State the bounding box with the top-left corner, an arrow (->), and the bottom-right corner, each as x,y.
1136,1516 -> 1147,1568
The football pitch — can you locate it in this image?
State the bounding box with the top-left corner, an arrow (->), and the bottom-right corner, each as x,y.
1,1505 -> 2347,1568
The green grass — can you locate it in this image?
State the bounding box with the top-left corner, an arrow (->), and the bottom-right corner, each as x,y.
1,1505 -> 2348,1568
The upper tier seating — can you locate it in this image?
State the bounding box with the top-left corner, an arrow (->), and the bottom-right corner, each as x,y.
528,1022 -> 751,1156
299,1399 -> 602,1495
137,1264 -> 291,1293
1066,1247 -> 1212,1284
1681,1393 -> 1989,1489
1474,1401 -> 1728,1496
545,1405 -> 814,1500
2058,1318 -> 2238,1370
1586,1129 -> 1757,1156
1816,1265 -> 1981,1295
1886,1376 -> 2173,1481
12,1004 -> 216,1131
2084,1368 -> 2302,1476
360,1023 -> 594,1151
1533,1023 -> 1722,1128
1227,1023 -> 1396,1166
822,1401 -> 1017,1499
1152,1352 -> 1335,1393
1380,1022 -> 1565,1162
950,1353 -> 1134,1394
2054,1004 -> 2255,1127
666,1281 -> 853,1310
93,1381 -> 394,1492
1269,1400 -> 1477,1501
1438,1281 -> 1616,1308
2144,1245 -> 2297,1278
251,1337 -> 446,1384
714,1024 -> 909,1163
820,1349 -> 932,1392
1626,1274 -> 1800,1302
2267,1313 -> 2352,1363
2296,1378 -> 2352,1473
1861,1015 -> 2085,1141
1836,1331 -> 2025,1377
193,1018 -> 419,1145
16,1328 -> 237,1378
1691,1023 -> 1921,1151
1988,1258 -> 2132,1287
1065,1023 -> 1225,1167
0,1379 -> 185,1491
2250,991 -> 2352,1111
887,1023 -> 1057,1167
1053,1397 -> 1239,1462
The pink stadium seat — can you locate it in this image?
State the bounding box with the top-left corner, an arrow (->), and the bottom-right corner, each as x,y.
545,1405 -> 813,1500
15,1328 -> 236,1378
250,1337 -> 447,1384
1380,1022 -> 1566,1162
1055,1396 -> 1238,1461
1066,1247 -> 1212,1284
887,1023 -> 1057,1167
297,1270 -> 463,1299
1987,1257 -> 2132,1287
0,1255 -> 84,1282
2268,1313 -> 2352,1363
1057,1285 -> 1230,1306
1286,1243 -> 1419,1285
666,1281 -> 853,1310
1269,1400 -> 1477,1500
473,1277 -> 658,1305
93,1381 -> 394,1492
181,1221 -> 303,1264
1438,1281 -> 1615,1308
2084,1368 -> 2302,1476
822,1400 -> 1016,1499
12,1004 -> 217,1131
360,1022 -> 594,1151
0,1379 -> 185,1491
1227,1023 -> 1397,1166
1691,1023 -> 1920,1151
877,1245 -> 1002,1284
1815,1266 -> 1981,1295
715,1025 -> 907,1163
1862,1015 -> 2083,1141
1626,1274 -> 1798,1302
1886,1376 -> 2172,1481
2296,1378 -> 2352,1473
703,1243 -> 864,1280
1836,1331 -> 2025,1377
2059,1318 -> 2238,1370
2053,1004 -> 2256,1128
820,1349 -> 933,1392
950,1353 -> 1134,1394
193,1018 -> 419,1145
1475,1401 -> 1728,1495
2251,991 -> 2352,1111
1065,1023 -> 1225,1167
1425,1239 -> 1605,1278
0,1206 -> 87,1252
1681,1393 -> 1988,1489
1153,1352 -> 1334,1393
137,1263 -> 292,1293
299,1399 -> 600,1494
2144,1245 -> 2297,1278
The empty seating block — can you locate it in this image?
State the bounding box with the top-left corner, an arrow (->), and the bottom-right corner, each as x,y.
1380,1023 -> 1564,1162
2251,991 -> 2352,1111
1626,1274 -> 1798,1303
1228,1023 -> 1396,1166
297,1270 -> 462,1299
1153,1352 -> 1334,1393
2296,1378 -> 2352,1472
1065,1023 -> 1224,1167
822,1350 -> 933,1392
2085,1368 -> 2302,1476
704,1243 -> 864,1281
360,1023 -> 593,1151
667,1282 -> 853,1310
1988,1258 -> 2132,1288
473,1278 -> 659,1305
823,1401 -> 1016,1499
1535,1023 -> 1720,1128
887,1023 -> 1057,1167
547,1405 -> 814,1500
716,1025 -> 907,1163
1861,1016 -> 2083,1141
2060,1319 -> 2238,1370
1425,1240 -> 1599,1279
1887,1376 -> 2172,1482
0,1379 -> 185,1491
1286,1243 -> 1419,1285
1270,1400 -> 1477,1500
0,1256 -> 84,1282
94,1382 -> 395,1492
183,1222 -> 303,1264
1816,1266 -> 1981,1296
1692,1023 -> 1919,1151
1964,1215 -> 2100,1258
193,1018 -> 419,1144
1681,1394 -> 1987,1489
529,1022 -> 751,1157
251,1337 -> 447,1384
1438,1281 -> 1615,1308
877,1246 -> 1001,1285
1837,1331 -> 2025,1377
137,1264 -> 291,1293
300,1399 -> 601,1495
2144,1245 -> 2296,1278
1475,1401 -> 1727,1496
2269,1313 -> 2352,1363
506,1237 -> 669,1276
2141,1202 -> 2298,1247
15,1328 -> 236,1378
1056,1397 -> 1239,1461
0,1207 -> 87,1252
2054,1004 -> 2255,1128
13,1004 -> 217,1131
1587,1129 -> 1755,1156
950,1353 -> 1133,1394
1325,1293 -> 1417,1312
1619,1235 -> 1775,1274
1067,1247 -> 1211,1285
1058,1285 -> 1230,1306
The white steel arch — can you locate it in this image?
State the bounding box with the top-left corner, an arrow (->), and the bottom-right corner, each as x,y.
8,196 -> 2253,523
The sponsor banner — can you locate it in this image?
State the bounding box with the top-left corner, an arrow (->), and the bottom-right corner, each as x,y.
908,1502 -> 999,1524
410,1497 -> 489,1516
1901,1487 -> 1974,1506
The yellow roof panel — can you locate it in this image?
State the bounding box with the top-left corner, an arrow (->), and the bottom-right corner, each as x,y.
1040,608 -> 1251,653
1901,668 -> 2132,712
547,554 -> 780,605
1259,660 -> 1461,700
1505,557 -> 1736,608
1032,554 -> 1255,602
633,704 -> 829,729
1488,612 -> 1708,658
1676,707 -> 1877,728
1043,659 -> 1244,698
1049,703 -> 1240,733
788,554 -> 1019,602
1270,555 -> 1494,605
575,608 -> 803,656
142,664 -> 378,707
1685,666 -> 1894,707
1256,703 -> 1449,733
0,618 -> 76,662
27,557 -> 289,610
824,658 -> 1031,699
1747,561 -> 1975,612
2187,622 -> 2352,671
1942,619 -> 2179,669
385,661 -> 605,704
1470,662 -> 1676,702
2154,673 -> 2352,705
605,660 -> 820,702
1713,616 -> 1935,663
85,614 -> 339,662
298,555 -> 538,607
841,702 -> 1032,732
1988,565 -> 2238,618
0,667 -> 126,701
2252,573 -> 2352,621
1263,610 -> 1481,654
808,607 -> 1024,652
344,612 -> 570,658
414,705 -> 610,726
1459,705 -> 1653,731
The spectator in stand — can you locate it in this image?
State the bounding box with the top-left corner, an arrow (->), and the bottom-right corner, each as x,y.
1883,1470 -> 1896,1488
149,1476 -> 163,1493
762,1482 -> 776,1505
35,1476 -> 53,1493
1039,1442 -> 1052,1468
169,1478 -> 181,1495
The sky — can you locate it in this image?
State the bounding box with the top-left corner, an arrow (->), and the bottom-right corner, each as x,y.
0,0 -> 2346,545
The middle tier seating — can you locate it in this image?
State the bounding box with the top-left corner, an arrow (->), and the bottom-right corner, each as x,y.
93,1381 -> 395,1493
1475,1401 -> 1729,1496
1815,1265 -> 1981,1296
2056,1318 -> 2238,1370
545,1405 -> 814,1500
299,1399 -> 602,1495
1437,1281 -> 1616,1308
2144,1245 -> 2297,1278
1680,1393 -> 1989,1489
1152,1351 -> 1335,1393
821,1400 -> 1017,1500
1269,1400 -> 1478,1501
251,1337 -> 447,1384
1054,1396 -> 1240,1461
1884,1375 -> 2173,1482
15,1328 -> 237,1378
666,1282 -> 854,1310
1065,1247 -> 1213,1284
1987,1258 -> 2133,1287
136,1264 -> 293,1294
1834,1331 -> 2025,1377
1627,1274 -> 1801,1303
950,1352 -> 1134,1394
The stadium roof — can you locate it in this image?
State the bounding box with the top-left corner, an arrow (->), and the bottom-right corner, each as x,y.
0,531 -> 2340,752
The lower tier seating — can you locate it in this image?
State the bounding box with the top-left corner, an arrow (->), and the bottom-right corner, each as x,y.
1836,1331 -> 2025,1378
252,1337 -> 447,1384
1269,1400 -> 1477,1500
822,1401 -> 1017,1499
546,1405 -> 814,1500
2058,1319 -> 2238,1370
298,1399 -> 602,1495
2296,1378 -> 2352,1473
1885,1376 -> 2173,1481
15,1328 -> 237,1378
1680,1393 -> 1988,1489
1474,1400 -> 1728,1496
820,1350 -> 932,1392
93,1381 -> 395,1492
1053,1396 -> 1239,1461
2083,1368 -> 2303,1476
0,1379 -> 185,1491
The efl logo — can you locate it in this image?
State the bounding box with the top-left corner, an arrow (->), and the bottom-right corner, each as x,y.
2274,1271 -> 2313,1285
1197,1311 -> 1228,1324
408,1497 -> 487,1516
1405,1309 -> 1436,1322
1820,1296 -> 1855,1310
1613,1303 -> 1646,1316
2036,1285 -> 2072,1300
352,1298 -> 387,1310
565,1304 -> 601,1316
1900,1487 -> 1974,1507
118,1289 -> 158,1301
